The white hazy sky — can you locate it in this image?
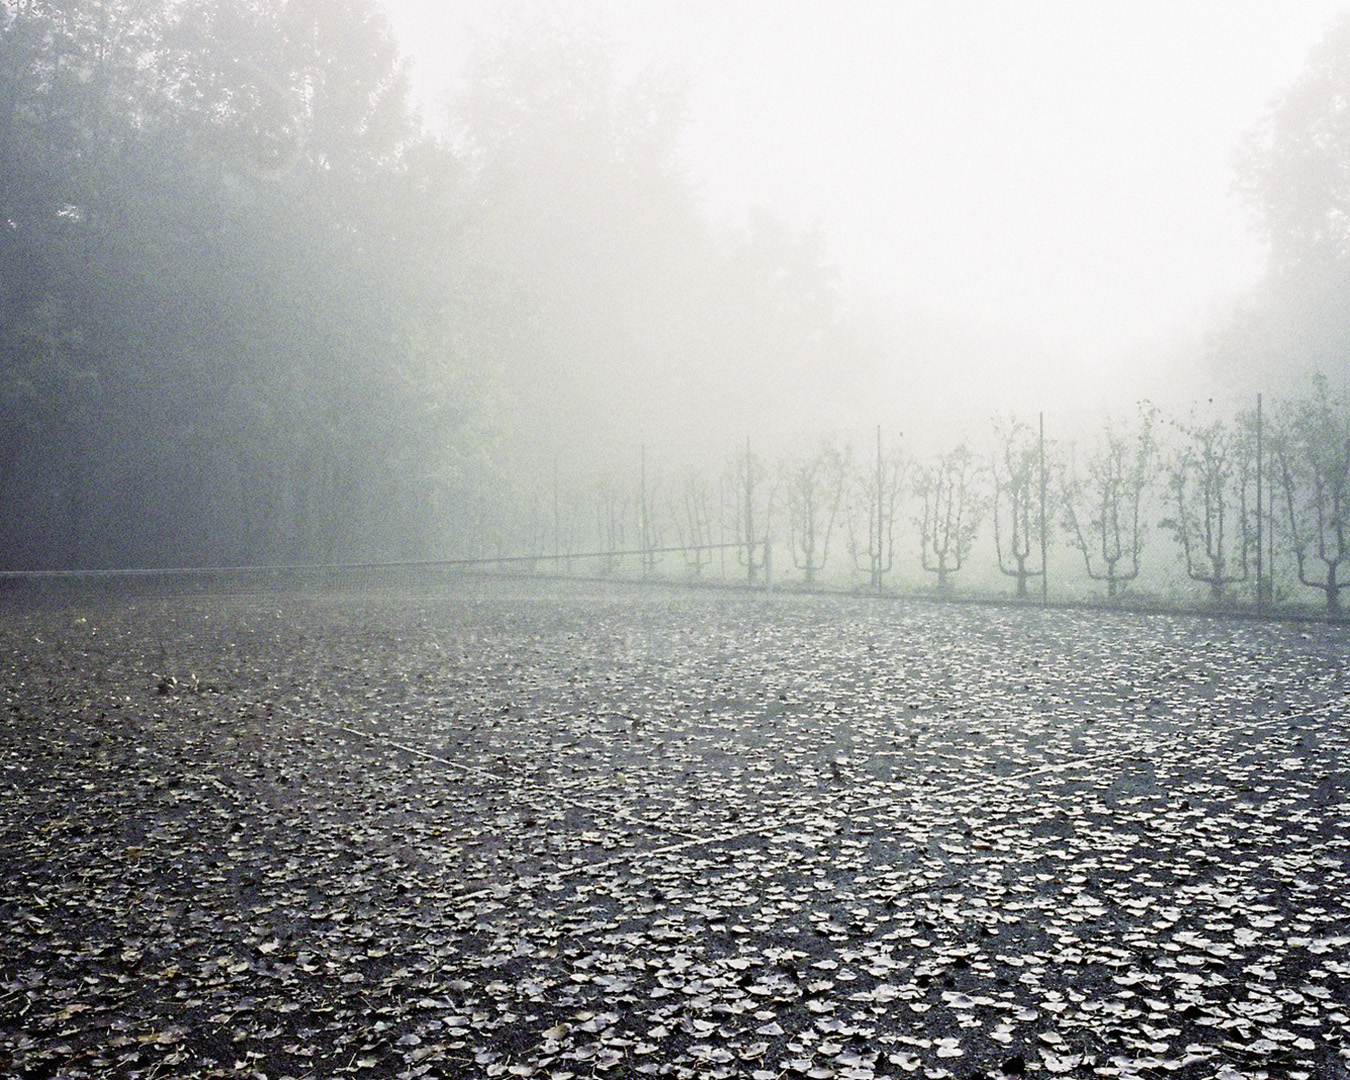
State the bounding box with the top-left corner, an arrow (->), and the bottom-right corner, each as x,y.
381,1 -> 1348,372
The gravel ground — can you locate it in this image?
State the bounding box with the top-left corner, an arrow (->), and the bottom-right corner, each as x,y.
1,578 -> 1348,1080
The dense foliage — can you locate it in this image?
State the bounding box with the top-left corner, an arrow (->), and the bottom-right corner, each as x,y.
0,0 -> 858,568
1220,11 -> 1350,384
0,0 -> 496,566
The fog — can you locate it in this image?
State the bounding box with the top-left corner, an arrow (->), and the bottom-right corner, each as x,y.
384,0 -> 1344,397
5,0 -> 1350,591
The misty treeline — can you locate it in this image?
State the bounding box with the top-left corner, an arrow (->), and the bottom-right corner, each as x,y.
3,1 -> 1350,613
499,380 -> 1350,613
0,0 -> 473,567
0,0 -> 863,568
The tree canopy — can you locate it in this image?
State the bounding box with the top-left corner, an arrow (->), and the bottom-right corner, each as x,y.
1,0 -> 494,566
1,1 -> 865,568
1220,12 -> 1350,384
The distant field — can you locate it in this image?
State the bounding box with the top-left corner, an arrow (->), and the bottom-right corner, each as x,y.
1,580 -> 1348,1079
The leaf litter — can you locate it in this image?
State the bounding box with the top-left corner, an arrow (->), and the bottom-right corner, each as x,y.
1,581 -> 1348,1078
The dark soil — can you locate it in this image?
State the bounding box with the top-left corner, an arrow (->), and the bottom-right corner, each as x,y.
1,578 -> 1348,1079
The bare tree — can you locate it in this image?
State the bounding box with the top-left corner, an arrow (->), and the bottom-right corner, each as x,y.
991,416 -> 1049,599
913,444 -> 983,596
671,467 -> 715,577
784,437 -> 848,586
560,484 -> 592,572
1274,376 -> 1350,612
1061,407 -> 1156,600
1160,408 -> 1255,603
638,447 -> 662,576
519,472 -> 582,574
525,488 -> 549,572
595,473 -> 629,574
730,439 -> 775,586
848,426 -> 905,593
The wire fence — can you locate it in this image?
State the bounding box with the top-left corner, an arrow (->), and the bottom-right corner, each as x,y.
5,542 -> 1349,628
0,540 -> 768,601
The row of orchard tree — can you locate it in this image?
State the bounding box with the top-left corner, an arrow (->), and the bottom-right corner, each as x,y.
497,379 -> 1350,613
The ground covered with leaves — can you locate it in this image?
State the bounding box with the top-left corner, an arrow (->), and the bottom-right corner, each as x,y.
1,579 -> 1348,1080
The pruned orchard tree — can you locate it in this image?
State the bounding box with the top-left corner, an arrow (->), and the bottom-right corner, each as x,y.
1061,408 -> 1157,600
561,478 -> 596,572
526,466 -> 590,570
1160,408 -> 1256,603
595,473 -> 630,574
783,437 -> 848,586
730,440 -> 775,585
638,447 -> 663,576
847,426 -> 905,593
991,416 -> 1049,599
671,467 -> 715,578
912,444 -> 983,596
1273,376 -> 1350,612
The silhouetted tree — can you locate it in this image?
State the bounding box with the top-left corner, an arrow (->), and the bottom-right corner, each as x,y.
1273,376 -> 1350,612
913,444 -> 982,596
1238,14 -> 1350,279
1061,408 -> 1156,599
1160,407 -> 1255,603
847,426 -> 904,593
450,20 -> 700,464
0,0 -> 484,567
991,416 -> 1049,599
1216,13 -> 1350,386
784,437 -> 848,586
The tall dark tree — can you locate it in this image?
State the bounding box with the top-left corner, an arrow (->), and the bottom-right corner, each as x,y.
0,0 -> 487,567
1219,13 -> 1350,383
449,22 -> 699,470
1237,13 -> 1350,277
